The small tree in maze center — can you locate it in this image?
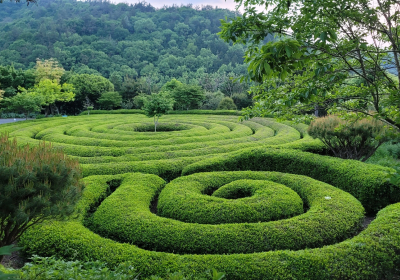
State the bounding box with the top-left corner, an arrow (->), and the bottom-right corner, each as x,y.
142,92 -> 175,132
0,133 -> 83,261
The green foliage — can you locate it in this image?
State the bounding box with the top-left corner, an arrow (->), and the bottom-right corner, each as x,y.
0,112 -> 397,278
34,58 -> 65,84
220,0 -> 400,131
142,92 -> 175,132
0,256 -> 225,280
217,97 -> 237,110
97,92 -> 122,110
162,79 -> 183,92
201,91 -> 224,110
0,0 -> 247,86
0,133 -> 83,250
1,90 -> 44,119
8,256 -> 138,280
168,83 -> 205,110
132,93 -> 148,109
80,172 -> 362,255
27,79 -> 75,107
18,172 -> 400,279
67,74 -> 114,113
0,65 -> 35,98
308,115 -> 390,161
158,177 -> 305,225
182,147 -> 399,214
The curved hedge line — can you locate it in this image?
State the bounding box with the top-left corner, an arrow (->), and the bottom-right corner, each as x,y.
80,109 -> 243,116
20,172 -> 400,279
87,172 -> 363,254
1,113 -> 398,278
0,115 -> 325,179
183,147 -> 399,214
158,179 -> 304,224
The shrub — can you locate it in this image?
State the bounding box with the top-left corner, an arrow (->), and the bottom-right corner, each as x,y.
97,91 -> 122,110
308,115 -> 389,161
182,147 -> 399,214
87,172 -> 363,254
217,97 -> 237,110
0,133 -> 83,257
19,173 -> 400,280
158,179 -> 304,224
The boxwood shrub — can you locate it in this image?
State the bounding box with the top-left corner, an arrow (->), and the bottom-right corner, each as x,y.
158,178 -> 304,224
79,172 -> 364,254
182,148 -> 400,214
19,172 -> 400,279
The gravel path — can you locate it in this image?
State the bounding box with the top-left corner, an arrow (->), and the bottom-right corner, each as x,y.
0,118 -> 30,125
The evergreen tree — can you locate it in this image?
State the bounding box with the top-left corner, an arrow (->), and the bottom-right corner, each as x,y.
0,134 -> 83,258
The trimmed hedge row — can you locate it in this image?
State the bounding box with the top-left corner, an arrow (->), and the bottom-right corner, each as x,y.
0,116 -> 323,166
182,147 -> 400,214
87,171 -> 363,254
158,178 -> 304,224
36,120 -> 255,148
80,109 -> 243,116
20,172 -> 400,279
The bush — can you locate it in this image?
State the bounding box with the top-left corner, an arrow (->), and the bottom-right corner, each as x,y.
217,97 -> 237,110
19,173 -> 400,279
158,179 -> 304,224
1,256 -> 225,280
0,133 -> 83,255
201,91 -> 224,110
97,91 -> 123,110
87,172 -> 363,254
308,115 -> 389,161
182,147 -> 399,214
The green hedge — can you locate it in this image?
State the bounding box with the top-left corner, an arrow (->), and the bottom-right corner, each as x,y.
0,115 -> 323,169
80,109 -> 144,115
20,172 -> 400,279
83,172 -> 363,254
158,178 -> 304,224
80,109 -> 243,116
182,147 -> 400,214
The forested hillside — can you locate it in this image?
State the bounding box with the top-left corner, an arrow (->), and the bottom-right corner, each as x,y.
0,0 -> 247,83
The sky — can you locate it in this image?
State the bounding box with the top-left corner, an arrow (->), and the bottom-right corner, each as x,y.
107,0 -> 240,11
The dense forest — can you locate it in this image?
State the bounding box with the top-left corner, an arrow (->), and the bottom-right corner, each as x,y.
0,0 -> 249,80
0,0 -> 257,114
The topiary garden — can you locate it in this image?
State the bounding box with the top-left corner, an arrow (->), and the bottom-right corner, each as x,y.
1,113 -> 399,279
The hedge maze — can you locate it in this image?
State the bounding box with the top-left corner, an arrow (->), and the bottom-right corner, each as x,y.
1,114 -> 400,279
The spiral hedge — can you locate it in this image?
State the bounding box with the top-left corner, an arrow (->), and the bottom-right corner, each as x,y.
0,114 -> 398,279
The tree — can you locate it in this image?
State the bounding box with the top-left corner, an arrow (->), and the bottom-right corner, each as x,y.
2,90 -> 44,119
219,0 -> 400,131
162,78 -> 183,92
35,58 -> 65,84
26,79 -> 75,115
67,74 -> 114,114
202,91 -> 224,110
0,133 -> 83,258
217,97 -> 237,110
308,115 -> 389,161
97,91 -> 122,110
142,92 -> 174,132
0,65 -> 35,97
169,83 -> 205,110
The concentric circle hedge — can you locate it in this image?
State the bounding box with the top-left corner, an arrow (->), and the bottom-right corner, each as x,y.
0,113 -> 398,279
